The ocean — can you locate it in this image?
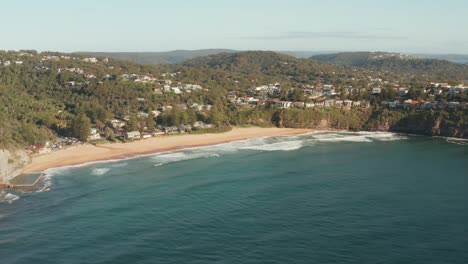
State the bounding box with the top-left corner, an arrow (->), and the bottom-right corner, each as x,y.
1,131 -> 467,264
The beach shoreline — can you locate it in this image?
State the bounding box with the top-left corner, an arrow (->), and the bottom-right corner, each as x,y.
20,127 -> 314,174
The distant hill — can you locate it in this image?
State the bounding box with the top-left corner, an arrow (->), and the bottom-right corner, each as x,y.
310,52 -> 468,80
310,52 -> 409,66
182,51 -> 297,71
277,51 -> 338,58
181,51 -> 342,82
76,49 -> 468,65
414,54 -> 468,65
76,49 -> 235,65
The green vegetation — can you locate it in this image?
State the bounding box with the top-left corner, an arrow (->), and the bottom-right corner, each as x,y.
0,49 -> 466,152
311,52 -> 468,81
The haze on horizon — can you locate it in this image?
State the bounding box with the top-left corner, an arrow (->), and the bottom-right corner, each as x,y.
1,0 -> 467,54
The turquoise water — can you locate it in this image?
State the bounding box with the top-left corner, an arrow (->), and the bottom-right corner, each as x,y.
1,132 -> 467,264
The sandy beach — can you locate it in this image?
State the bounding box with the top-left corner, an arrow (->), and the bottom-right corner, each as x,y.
21,127 -> 313,173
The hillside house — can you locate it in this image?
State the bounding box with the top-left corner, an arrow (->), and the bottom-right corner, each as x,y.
276,101 -> 292,109
324,99 -> 335,108
343,100 -> 353,108
125,131 -> 141,139
88,128 -> 102,141
164,126 -> 179,134
293,102 -> 305,108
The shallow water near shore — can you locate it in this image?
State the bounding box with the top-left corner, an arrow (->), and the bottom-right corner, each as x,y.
1,131 -> 467,263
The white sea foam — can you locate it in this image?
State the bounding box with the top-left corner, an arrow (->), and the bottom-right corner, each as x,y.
310,131 -> 407,143
91,168 -> 111,176
0,191 -> 20,204
312,133 -> 372,143
35,131 -> 411,180
446,138 -> 468,146
241,140 -> 305,151
355,132 -> 407,141
152,152 -> 220,165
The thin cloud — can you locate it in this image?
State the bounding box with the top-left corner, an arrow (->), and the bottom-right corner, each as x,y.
236,31 -> 407,40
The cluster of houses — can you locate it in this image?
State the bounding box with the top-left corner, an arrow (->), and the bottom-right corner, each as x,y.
25,137 -> 81,154
272,99 -> 370,109
40,54 -> 107,64
429,83 -> 468,96
0,60 -> 24,66
153,83 -> 204,95
228,91 -> 371,109
122,121 -> 214,140
229,80 -> 467,111
117,73 -> 206,95
120,74 -> 158,83
370,53 -> 418,60
89,120 -> 214,141
381,99 -> 467,110
371,83 -> 468,97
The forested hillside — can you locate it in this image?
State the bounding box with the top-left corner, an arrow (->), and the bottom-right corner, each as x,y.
310,52 -> 468,81
0,50 -> 467,152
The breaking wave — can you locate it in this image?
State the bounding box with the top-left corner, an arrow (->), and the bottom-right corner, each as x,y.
27,131 -> 410,180
148,131 -> 408,167
0,190 -> 20,204
311,132 -> 406,143
152,152 -> 220,166
240,140 -> 304,151
445,137 -> 468,146
313,133 -> 373,143
91,168 -> 111,176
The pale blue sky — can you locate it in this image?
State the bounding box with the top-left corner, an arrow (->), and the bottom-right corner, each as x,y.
1,0 -> 467,53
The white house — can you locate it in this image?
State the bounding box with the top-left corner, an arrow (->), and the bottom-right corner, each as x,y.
110,119 -> 126,129
324,99 -> 335,108
372,87 -> 382,94
125,131 -> 141,139
171,87 -> 182,94
276,101 -> 292,109
88,128 -> 102,141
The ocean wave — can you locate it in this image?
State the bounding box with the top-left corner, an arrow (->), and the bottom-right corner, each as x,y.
240,140 -> 304,151
446,138 -> 468,146
91,168 -> 111,176
152,152 -> 220,166
312,133 -> 373,143
357,132 -> 407,141
310,132 -> 406,143
36,131 -> 412,178
0,191 -> 20,204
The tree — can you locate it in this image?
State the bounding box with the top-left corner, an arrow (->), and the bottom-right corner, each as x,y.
146,116 -> 155,131
126,114 -> 138,131
209,107 -> 226,126
70,113 -> 91,141
289,89 -> 304,101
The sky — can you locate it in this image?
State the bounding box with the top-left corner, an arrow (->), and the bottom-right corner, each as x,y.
1,0 -> 467,54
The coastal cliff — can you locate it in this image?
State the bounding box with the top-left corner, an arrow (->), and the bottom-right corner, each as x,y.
0,149 -> 30,184
273,108 -> 467,138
